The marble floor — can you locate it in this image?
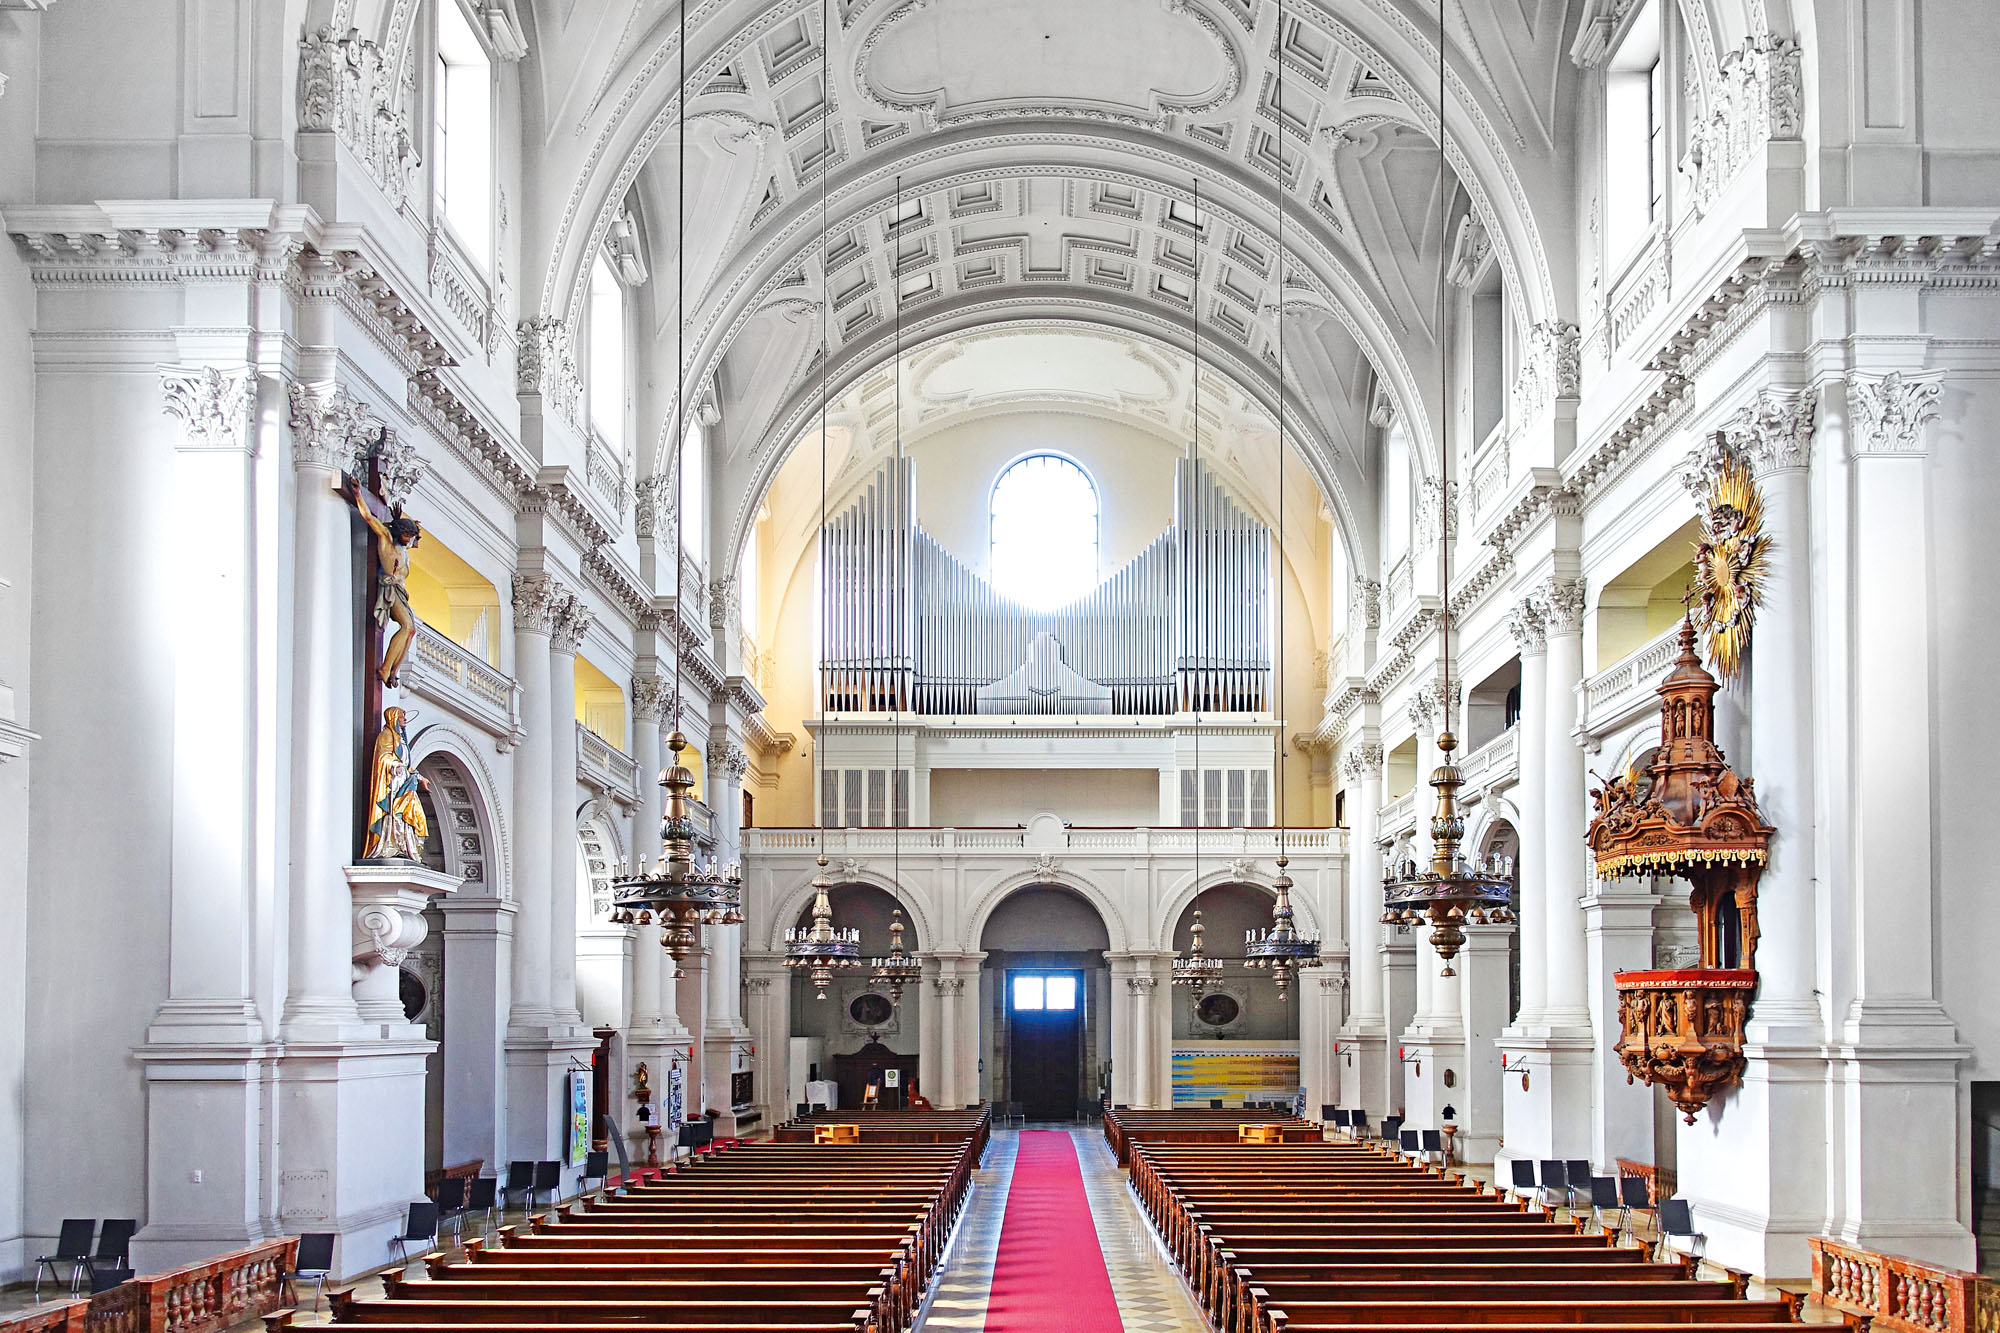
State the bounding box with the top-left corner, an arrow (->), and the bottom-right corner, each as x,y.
914,1125 -> 1208,1333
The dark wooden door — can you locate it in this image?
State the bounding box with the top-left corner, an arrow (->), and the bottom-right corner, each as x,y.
1010,1004 -> 1081,1119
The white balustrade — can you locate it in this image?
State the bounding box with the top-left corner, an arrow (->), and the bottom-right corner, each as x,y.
1578,624 -> 1684,739
575,720 -> 640,804
403,621 -> 521,745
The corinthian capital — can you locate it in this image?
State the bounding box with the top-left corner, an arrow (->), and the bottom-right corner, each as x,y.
631,674 -> 672,723
1722,388 -> 1816,476
286,379 -> 378,475
161,364 -> 256,454
1506,598 -> 1546,654
1534,576 -> 1587,638
551,593 -> 594,654
512,571 -> 570,635
1340,742 -> 1384,783
1847,371 -> 1944,457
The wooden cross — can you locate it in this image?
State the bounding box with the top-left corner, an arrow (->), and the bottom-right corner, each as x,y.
343,433 -> 399,861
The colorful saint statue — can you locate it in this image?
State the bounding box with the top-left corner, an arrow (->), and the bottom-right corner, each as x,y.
352,483 -> 422,687
363,705 -> 428,861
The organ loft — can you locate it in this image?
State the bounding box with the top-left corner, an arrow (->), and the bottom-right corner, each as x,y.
0,0 -> 1995,1329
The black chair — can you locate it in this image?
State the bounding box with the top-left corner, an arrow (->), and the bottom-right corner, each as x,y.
1379,1114 -> 1403,1143
86,1219 -> 137,1286
434,1175 -> 467,1242
88,1267 -> 134,1294
1508,1158 -> 1538,1204
1398,1128 -> 1421,1163
391,1200 -> 439,1266
503,1160 -> 535,1213
1620,1173 -> 1654,1224
794,1102 -> 811,1119
1566,1159 -> 1594,1210
1589,1176 -> 1624,1234
1420,1128 -> 1445,1166
1350,1110 -> 1369,1140
464,1176 -> 499,1240
1538,1159 -> 1569,1212
284,1232 -> 337,1312
583,1150 -> 610,1195
1209,1099 -> 1225,1109
530,1160 -> 561,1211
34,1219 -> 95,1299
999,1101 -> 1024,1129
1659,1197 -> 1706,1263
1321,1105 -> 1341,1130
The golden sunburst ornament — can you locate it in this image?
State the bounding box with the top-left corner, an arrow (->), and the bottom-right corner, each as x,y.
1692,454 -> 1771,682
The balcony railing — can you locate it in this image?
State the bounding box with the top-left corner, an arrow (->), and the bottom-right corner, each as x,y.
576,721 -> 639,805
1579,623 -> 1684,739
404,622 -> 520,745
1378,789 -> 1416,837
744,825 -> 1343,857
1459,726 -> 1519,793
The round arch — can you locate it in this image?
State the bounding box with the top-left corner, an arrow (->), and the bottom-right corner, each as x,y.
1155,869 -> 1324,954
409,723 -> 512,902
962,869 -> 1131,956
763,867 -> 940,957
575,800 -> 628,926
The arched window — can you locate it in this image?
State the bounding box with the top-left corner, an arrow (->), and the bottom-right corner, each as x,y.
989,453 -> 1099,609
587,255 -> 624,448
433,0 -> 493,269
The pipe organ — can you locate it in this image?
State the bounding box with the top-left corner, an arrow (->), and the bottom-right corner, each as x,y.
821,456 -> 1272,716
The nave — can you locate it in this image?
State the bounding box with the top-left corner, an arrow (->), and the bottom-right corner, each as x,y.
88,1108 -> 1863,1333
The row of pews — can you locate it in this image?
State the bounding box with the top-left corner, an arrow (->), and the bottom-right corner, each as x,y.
1102,1106 -> 1323,1165
317,1121 -> 985,1333
773,1107 -> 992,1152
1128,1136 -> 1803,1333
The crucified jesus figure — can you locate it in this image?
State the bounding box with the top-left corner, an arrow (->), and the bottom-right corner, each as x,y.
353,483 -> 422,687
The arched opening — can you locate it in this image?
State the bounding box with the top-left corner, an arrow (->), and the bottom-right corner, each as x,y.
989,452 -> 1100,609
789,884 -> 924,1111
1474,819 -> 1523,1024
1170,884 -> 1302,1108
979,885 -> 1111,1120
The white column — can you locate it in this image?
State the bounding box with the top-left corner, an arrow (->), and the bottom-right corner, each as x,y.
930,972 -> 961,1108
1582,877 -> 1661,1168
279,383 -> 365,1038
437,897 -> 515,1170
955,953 -> 986,1110
1106,953 -> 1139,1106
917,955 -> 945,1108
741,961 -> 790,1123
548,602 -> 590,1025
1537,576 -> 1595,1160
1454,923 -> 1512,1164
138,364 -> 266,1262
627,687 -> 666,1039
508,575 -> 559,1028
674,945 -> 711,1113
1825,372 -> 1968,1268
1507,604 -> 1548,1024
1131,975 -> 1158,1108
1338,742 -> 1387,1117
1380,927 -> 1416,1117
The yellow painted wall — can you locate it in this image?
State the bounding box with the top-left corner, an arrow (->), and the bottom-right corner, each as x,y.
574,654 -> 627,750
407,535 -> 501,666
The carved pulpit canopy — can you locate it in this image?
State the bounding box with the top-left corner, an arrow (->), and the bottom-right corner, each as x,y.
1589,617 -> 1776,1122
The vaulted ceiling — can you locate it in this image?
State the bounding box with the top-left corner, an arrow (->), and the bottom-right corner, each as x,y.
514,0 -> 1584,569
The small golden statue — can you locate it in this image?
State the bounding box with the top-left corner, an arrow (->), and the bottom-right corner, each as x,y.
352,483 -> 422,688
363,705 -> 429,860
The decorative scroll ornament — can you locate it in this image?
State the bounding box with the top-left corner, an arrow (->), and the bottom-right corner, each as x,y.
1589,618 -> 1774,1121
610,730 -> 744,973
1679,35 -> 1803,220
784,857 -> 863,1000
1689,441 -> 1771,683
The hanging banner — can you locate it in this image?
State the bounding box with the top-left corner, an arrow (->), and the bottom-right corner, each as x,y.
667,1062 -> 686,1130
566,1071 -> 590,1164
1171,1041 -> 1300,1106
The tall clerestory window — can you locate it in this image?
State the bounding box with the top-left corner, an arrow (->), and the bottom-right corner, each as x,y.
588,255 -> 625,449
990,453 -> 1099,609
433,0 -> 493,270
1604,0 -> 1665,266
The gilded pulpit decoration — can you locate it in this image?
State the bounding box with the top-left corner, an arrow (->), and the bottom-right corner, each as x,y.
362,705 -> 429,861
1691,445 -> 1770,683
1588,619 -> 1774,1122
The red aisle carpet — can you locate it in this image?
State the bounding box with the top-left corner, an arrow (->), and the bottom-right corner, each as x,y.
982,1130 -> 1124,1332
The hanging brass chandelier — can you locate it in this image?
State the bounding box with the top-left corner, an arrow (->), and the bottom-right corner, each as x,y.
868,907 -> 922,1006
1377,0 -> 1515,977
606,0 -> 739,975
786,858 -> 863,1000
1173,908 -> 1225,992
1244,858 -> 1321,995
1172,176 -> 1224,1000
783,0 -> 860,1003
1241,44 -> 1321,999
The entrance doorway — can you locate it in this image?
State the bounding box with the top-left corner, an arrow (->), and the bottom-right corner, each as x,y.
1008,971 -> 1083,1119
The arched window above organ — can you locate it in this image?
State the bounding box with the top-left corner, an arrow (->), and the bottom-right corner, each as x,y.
989,453 -> 1100,610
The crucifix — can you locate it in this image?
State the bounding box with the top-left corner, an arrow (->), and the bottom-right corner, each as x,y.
342,434 -> 428,862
